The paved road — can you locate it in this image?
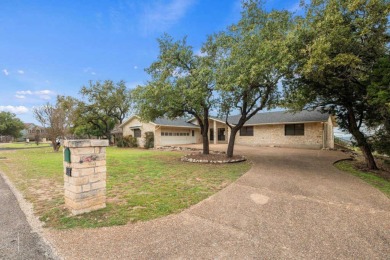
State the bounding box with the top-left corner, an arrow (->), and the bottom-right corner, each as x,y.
46,145 -> 390,259
0,173 -> 55,259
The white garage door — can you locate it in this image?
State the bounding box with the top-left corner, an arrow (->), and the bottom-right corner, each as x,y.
161,135 -> 196,145
160,131 -> 196,145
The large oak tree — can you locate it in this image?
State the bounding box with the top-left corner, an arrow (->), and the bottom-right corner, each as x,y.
133,34 -> 217,154
213,0 -> 294,157
283,0 -> 389,169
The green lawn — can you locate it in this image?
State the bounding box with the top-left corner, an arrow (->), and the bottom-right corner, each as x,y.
335,160 -> 390,198
0,143 -> 250,229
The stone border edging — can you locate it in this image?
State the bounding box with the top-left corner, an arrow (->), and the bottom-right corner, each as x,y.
181,154 -> 246,164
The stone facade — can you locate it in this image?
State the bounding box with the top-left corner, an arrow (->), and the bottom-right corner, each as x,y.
63,139 -> 109,215
121,117 -> 155,148
232,122 -> 325,149
120,115 -> 335,149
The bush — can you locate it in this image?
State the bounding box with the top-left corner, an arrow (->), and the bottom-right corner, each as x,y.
144,132 -> 154,149
116,138 -> 124,147
116,136 -> 138,148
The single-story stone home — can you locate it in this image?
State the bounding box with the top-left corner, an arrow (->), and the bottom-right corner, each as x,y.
119,110 -> 336,149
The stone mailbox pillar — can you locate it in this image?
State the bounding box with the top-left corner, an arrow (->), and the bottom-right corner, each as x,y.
63,139 -> 109,215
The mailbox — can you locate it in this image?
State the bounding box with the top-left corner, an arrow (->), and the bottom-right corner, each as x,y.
64,147 -> 71,163
66,167 -> 72,177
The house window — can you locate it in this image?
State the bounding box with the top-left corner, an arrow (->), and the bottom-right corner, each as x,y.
285,124 -> 304,136
192,130 -> 194,136
133,129 -> 141,138
240,126 -> 254,136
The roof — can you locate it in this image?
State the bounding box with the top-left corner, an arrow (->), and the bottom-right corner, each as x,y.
121,110 -> 331,129
227,110 -> 330,125
153,118 -> 200,128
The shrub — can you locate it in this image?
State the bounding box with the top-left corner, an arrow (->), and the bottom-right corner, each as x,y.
116,138 -> 124,147
144,132 -> 154,149
123,135 -> 138,148
116,136 -> 138,148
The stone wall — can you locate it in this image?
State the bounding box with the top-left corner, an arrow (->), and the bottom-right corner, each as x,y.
233,122 -> 324,149
63,140 -> 108,215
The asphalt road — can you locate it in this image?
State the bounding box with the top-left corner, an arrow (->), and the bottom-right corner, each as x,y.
0,173 -> 55,259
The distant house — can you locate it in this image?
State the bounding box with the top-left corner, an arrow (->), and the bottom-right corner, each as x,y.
21,123 -> 47,141
119,110 -> 336,149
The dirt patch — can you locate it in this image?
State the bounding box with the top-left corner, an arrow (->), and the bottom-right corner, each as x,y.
182,152 -> 246,163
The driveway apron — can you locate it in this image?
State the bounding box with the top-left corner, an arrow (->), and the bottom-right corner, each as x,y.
46,145 -> 390,259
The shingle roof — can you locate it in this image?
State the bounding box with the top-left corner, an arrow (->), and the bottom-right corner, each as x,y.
153,118 -> 200,128
227,110 -> 330,125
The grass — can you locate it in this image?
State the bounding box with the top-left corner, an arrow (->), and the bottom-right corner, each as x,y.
0,142 -> 250,229
335,160 -> 390,198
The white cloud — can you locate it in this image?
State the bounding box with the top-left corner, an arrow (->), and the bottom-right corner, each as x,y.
35,90 -> 53,95
0,105 -> 29,114
17,70 -> 25,74
15,90 -> 55,100
91,72 -> 96,75
2,69 -> 9,76
134,66 -> 138,69
16,90 -> 33,95
141,0 -> 196,34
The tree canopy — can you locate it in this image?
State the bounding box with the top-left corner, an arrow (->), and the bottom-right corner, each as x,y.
33,96 -> 74,151
212,0 -> 293,157
133,34 -> 217,154
75,80 -> 132,142
282,0 -> 390,169
0,111 -> 24,139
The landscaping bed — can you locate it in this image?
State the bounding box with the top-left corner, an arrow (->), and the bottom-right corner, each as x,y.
181,153 -> 246,163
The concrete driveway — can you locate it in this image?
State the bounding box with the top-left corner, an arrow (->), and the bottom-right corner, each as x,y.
46,145 -> 390,259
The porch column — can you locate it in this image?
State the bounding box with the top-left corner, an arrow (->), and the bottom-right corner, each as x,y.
213,120 -> 217,144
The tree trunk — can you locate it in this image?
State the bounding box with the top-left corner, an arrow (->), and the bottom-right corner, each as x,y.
201,116 -> 209,155
347,107 -> 378,170
227,128 -> 239,158
51,139 -> 59,152
359,143 -> 378,170
200,108 -> 210,155
202,132 -> 209,155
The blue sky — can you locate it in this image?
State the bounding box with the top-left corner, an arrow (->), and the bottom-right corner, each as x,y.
0,0 -> 302,124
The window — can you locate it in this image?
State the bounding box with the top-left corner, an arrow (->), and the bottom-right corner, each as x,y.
240,126 -> 254,136
192,130 -> 195,136
285,124 -> 304,136
133,129 -> 141,138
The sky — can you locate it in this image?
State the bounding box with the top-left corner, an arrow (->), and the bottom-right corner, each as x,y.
0,0 -> 304,125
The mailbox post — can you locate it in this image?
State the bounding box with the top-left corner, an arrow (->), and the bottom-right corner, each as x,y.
63,139 -> 109,215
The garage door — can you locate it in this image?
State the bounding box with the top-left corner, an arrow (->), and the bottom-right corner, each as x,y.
161,135 -> 196,145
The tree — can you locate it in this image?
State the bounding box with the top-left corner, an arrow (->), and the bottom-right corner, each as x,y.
77,80 -> 132,143
133,34 -> 217,154
283,0 -> 389,169
213,0 -> 293,157
33,97 -> 73,151
0,111 -> 24,139
367,54 -> 390,155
